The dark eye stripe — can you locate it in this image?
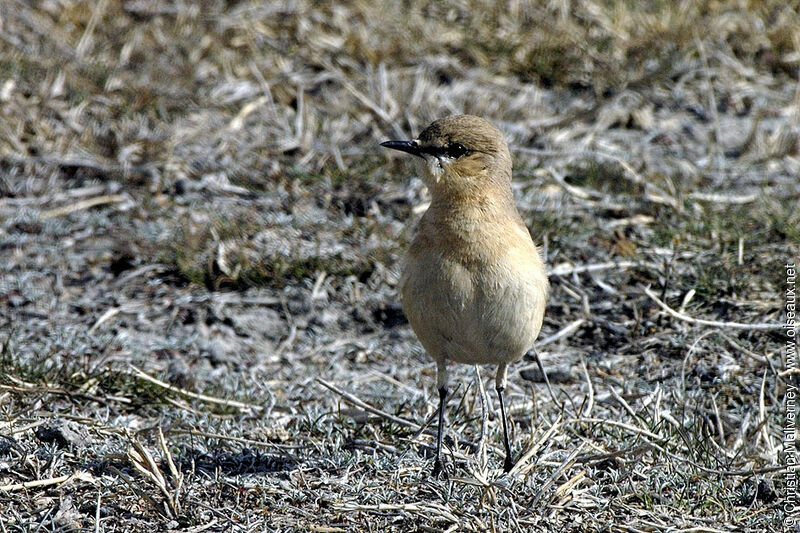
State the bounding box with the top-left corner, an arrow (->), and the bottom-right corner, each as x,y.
424,142 -> 471,159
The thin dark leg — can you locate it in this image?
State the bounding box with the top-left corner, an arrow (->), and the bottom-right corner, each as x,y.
432,385 -> 448,477
497,385 -> 514,472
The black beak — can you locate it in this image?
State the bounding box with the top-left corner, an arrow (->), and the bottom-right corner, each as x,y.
380,140 -> 424,158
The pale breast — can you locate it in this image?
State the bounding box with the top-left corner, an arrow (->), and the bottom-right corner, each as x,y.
400,217 -> 548,366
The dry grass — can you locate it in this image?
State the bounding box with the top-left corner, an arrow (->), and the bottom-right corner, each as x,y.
1,0 -> 798,531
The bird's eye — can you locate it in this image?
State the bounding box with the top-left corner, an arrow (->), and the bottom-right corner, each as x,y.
446,142 -> 470,158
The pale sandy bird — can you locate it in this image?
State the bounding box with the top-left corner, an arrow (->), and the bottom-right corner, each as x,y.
381,115 -> 549,474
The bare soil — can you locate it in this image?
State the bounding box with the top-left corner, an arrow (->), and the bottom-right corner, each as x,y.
1,1 -> 798,531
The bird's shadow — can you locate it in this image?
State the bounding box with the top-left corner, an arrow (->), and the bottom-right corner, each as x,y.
88,446 -> 295,481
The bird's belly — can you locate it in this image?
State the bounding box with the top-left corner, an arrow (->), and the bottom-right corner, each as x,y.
400,253 -> 546,366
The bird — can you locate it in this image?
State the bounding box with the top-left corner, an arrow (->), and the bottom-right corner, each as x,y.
381,115 -> 549,475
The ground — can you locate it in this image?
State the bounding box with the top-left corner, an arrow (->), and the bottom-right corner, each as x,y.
0,1 -> 798,531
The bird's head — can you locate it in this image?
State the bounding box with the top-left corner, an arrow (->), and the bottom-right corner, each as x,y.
381,115 -> 513,203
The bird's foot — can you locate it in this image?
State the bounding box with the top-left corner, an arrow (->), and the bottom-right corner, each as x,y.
503,455 -> 514,473
432,458 -> 449,479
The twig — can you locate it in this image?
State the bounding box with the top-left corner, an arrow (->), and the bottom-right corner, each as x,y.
127,432 -> 180,517
0,184 -> 107,207
718,332 -> 771,364
40,194 -> 128,218
89,307 -> 120,334
608,214 -> 655,229
608,386 -> 638,421
323,60 -> 404,139
112,265 -> 168,288
514,146 -> 681,210
106,465 -> 163,517
710,393 -> 725,444
0,154 -> 147,176
566,417 -> 664,441
158,427 -> 183,512
553,470 -> 586,504
167,428 -> 302,466
537,319 -> 585,347
1,419 -> 48,435
695,32 -> 726,177
211,293 -> 282,306
643,286 -> 782,330
316,377 -> 420,430
0,471 -> 94,492
75,0 -> 109,57
509,415 -> 562,478
547,167 -> 606,201
308,526 -> 346,533
128,365 -> 263,413
689,191 -> 759,204
227,95 -> 270,132
531,442 -> 585,505
548,261 -> 640,277
332,502 -> 459,523
758,369 -> 774,457
680,330 -> 717,395
95,491 -> 101,533
321,377 -> 499,459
